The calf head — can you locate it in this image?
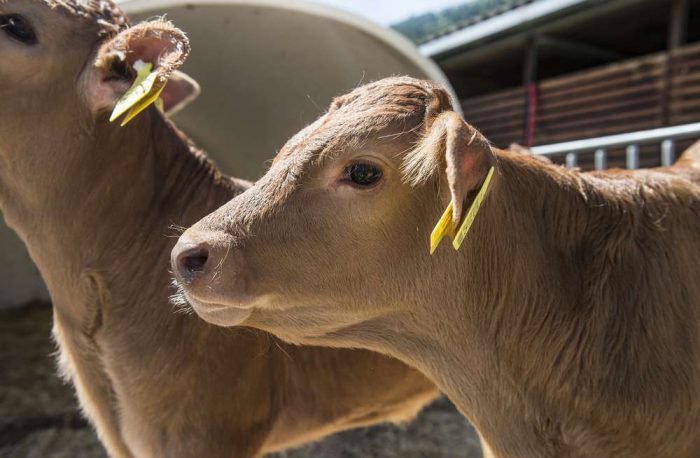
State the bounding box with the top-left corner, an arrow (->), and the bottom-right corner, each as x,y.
0,0 -> 197,205
173,77 -> 497,342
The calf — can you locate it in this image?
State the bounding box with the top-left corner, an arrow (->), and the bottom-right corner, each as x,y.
0,4 -> 438,457
175,77 -> 700,457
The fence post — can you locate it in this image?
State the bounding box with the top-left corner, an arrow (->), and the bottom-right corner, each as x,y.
626,144 -> 640,169
594,149 -> 607,170
565,152 -> 577,169
661,139 -> 675,166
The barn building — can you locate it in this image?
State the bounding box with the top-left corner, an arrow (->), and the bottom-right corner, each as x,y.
420,0 -> 700,169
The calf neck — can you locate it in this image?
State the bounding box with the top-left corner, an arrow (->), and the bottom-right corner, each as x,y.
177,77 -> 700,457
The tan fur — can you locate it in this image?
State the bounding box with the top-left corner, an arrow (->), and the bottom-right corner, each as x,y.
0,5 -> 437,457
675,139 -> 700,169
180,77 -> 700,457
508,143 -> 553,164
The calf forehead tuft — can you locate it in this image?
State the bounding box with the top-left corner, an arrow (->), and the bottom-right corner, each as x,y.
275,77 -> 451,163
44,0 -> 129,36
334,77 -> 440,117
326,76 -> 455,143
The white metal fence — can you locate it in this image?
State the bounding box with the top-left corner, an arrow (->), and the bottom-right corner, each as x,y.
530,122 -> 700,170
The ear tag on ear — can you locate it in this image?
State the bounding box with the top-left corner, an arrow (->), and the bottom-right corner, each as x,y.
430,166 -> 495,254
119,82 -> 166,126
109,60 -> 163,126
452,166 -> 495,250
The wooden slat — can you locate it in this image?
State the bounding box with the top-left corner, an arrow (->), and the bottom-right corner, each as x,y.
484,131 -> 524,146
482,127 -> 523,139
538,82 -> 662,112
670,97 -> 700,112
535,119 -> 660,144
670,85 -> 700,98
465,106 -> 524,124
461,97 -> 525,117
536,94 -> 660,122
538,107 -> 661,132
538,115 -> 661,138
538,54 -> 665,91
670,56 -> 700,72
537,66 -> 663,102
670,112 -> 700,124
670,72 -> 700,86
538,79 -> 660,108
472,116 -> 524,132
668,41 -> 700,58
461,86 -> 525,106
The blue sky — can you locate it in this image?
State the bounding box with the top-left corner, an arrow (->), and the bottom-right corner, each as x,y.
311,0 -> 468,25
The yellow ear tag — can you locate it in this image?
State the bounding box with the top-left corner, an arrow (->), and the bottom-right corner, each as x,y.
109,60 -> 161,125
119,82 -> 166,126
452,166 -> 495,250
430,166 -> 495,254
430,202 -> 455,255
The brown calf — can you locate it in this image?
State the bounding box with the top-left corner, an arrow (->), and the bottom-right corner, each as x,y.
0,4 -> 437,457
175,77 -> 700,457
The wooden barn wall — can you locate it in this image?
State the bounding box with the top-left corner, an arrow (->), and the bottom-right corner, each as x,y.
460,41 -> 700,169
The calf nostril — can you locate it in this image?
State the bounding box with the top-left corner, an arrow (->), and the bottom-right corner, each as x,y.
176,245 -> 210,278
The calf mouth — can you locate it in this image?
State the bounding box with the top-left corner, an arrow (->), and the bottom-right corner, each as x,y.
190,300 -> 253,328
170,278 -> 256,327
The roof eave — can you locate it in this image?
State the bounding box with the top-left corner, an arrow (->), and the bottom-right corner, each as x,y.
419,0 -> 596,59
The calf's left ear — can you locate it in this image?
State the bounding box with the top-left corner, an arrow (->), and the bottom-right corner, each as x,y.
161,70 -> 201,116
82,19 -> 191,119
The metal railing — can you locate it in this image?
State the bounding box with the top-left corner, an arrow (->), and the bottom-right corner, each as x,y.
530,122 -> 700,170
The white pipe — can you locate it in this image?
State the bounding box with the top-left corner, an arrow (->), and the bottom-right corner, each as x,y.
661,139 -> 675,166
594,149 -> 606,170
531,122 -> 700,156
626,144 -> 639,170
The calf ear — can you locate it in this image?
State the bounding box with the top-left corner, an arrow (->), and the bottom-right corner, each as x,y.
430,111 -> 495,226
161,71 -> 201,116
83,19 -> 191,116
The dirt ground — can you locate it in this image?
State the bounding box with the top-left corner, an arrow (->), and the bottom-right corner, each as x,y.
0,303 -> 481,457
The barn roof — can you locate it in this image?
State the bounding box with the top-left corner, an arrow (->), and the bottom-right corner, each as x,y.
419,0 -> 594,58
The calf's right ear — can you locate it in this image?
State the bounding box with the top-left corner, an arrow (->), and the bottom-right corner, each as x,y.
412,107 -> 498,253
427,111 -> 496,227
81,19 -> 192,118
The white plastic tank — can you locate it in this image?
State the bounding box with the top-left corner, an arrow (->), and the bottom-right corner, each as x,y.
0,0 -> 455,308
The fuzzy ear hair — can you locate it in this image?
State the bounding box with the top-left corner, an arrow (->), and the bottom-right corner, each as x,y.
83,19 -> 191,116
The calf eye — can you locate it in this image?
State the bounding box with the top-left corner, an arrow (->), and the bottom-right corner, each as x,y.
343,163 -> 383,187
0,15 -> 38,45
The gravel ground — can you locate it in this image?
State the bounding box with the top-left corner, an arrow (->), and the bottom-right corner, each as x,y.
0,303 -> 481,457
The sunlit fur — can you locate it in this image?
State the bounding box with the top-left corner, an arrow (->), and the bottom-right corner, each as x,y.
183,77 -> 700,457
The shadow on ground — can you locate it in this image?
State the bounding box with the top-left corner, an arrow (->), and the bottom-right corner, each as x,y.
0,303 -> 481,457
